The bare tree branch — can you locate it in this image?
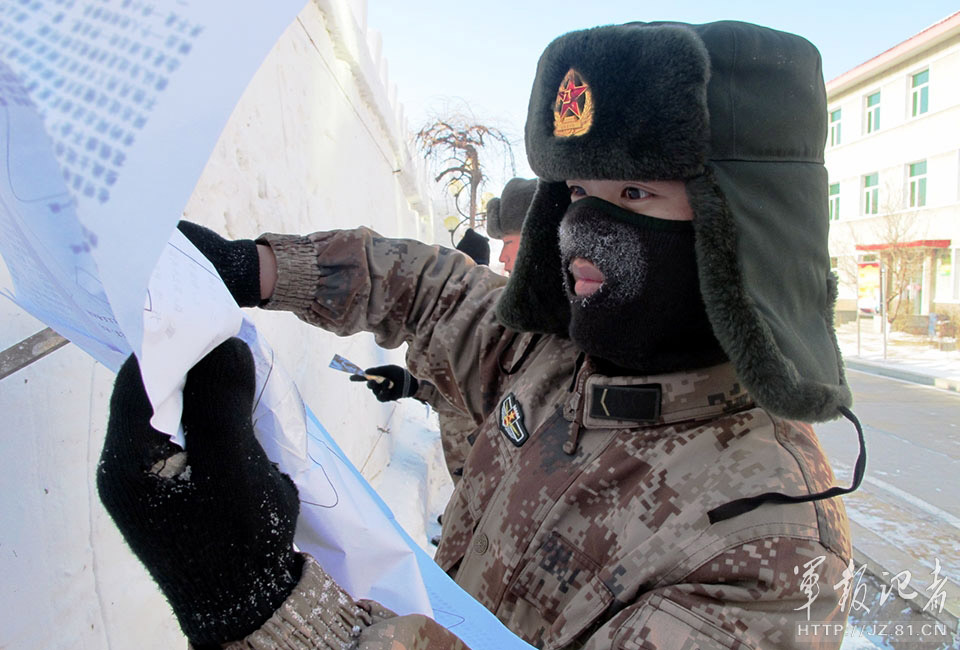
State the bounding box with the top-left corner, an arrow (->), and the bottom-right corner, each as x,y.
839,185 -> 929,328
416,112 -> 515,229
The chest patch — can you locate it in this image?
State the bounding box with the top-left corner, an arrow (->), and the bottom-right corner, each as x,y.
498,393 -> 529,447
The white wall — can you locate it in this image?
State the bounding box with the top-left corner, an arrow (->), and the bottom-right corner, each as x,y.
0,1 -> 448,647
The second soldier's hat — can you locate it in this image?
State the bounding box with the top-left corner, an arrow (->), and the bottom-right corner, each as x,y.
485,177 -> 538,239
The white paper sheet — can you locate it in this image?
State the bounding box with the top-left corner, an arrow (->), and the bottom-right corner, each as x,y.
0,63 -> 130,370
0,3 -> 535,647
0,0 -> 306,356
141,230 -> 242,442
0,2 -> 435,615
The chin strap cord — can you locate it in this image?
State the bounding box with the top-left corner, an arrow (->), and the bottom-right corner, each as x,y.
707,405 -> 866,524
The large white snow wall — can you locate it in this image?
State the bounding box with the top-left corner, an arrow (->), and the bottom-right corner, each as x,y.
0,1 -> 443,647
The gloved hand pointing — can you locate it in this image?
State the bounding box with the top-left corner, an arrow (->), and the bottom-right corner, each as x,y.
97,338 -> 302,647
350,364 -> 419,402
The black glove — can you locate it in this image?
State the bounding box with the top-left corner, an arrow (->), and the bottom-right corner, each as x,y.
97,338 -> 302,648
349,364 -> 418,402
177,220 -> 262,307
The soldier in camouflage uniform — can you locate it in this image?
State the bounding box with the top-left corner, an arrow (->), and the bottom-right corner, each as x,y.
486,177 -> 537,274
349,227 -> 492,482
350,187 -> 539,481
98,20 -> 866,650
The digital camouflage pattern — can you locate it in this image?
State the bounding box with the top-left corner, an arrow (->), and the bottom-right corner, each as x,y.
247,227 -> 851,649
413,380 -> 479,482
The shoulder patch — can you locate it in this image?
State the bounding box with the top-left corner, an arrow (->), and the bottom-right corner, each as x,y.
498,393 -> 529,447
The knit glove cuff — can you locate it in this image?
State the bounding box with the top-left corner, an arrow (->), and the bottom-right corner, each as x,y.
177,221 -> 262,307
222,555 -> 386,650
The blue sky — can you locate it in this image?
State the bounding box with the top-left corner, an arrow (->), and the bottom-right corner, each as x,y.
366,2 -> 960,191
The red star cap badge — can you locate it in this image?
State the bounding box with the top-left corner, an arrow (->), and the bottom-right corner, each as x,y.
557,80 -> 588,118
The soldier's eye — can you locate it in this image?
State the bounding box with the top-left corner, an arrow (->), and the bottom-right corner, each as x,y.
623,186 -> 650,200
568,185 -> 587,198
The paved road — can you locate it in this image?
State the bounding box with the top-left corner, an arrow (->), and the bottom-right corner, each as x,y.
815,369 -> 960,518
814,368 -> 960,600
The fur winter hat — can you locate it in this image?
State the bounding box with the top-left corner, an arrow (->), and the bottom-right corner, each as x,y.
455,228 -> 490,265
486,177 -> 538,239
495,20 -> 850,423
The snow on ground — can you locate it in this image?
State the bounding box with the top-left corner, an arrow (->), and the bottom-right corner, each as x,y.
836,317 -> 960,379
365,397 -> 454,558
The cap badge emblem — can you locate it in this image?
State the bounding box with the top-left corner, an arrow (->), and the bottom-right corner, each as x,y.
554,68 -> 593,137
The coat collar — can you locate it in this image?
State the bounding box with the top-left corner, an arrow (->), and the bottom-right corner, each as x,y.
564,358 -> 753,429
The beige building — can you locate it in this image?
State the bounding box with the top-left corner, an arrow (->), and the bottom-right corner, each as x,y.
826,11 -> 960,331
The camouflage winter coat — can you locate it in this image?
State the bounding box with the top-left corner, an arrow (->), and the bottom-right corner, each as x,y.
413,380 -> 477,482
244,227 -> 852,650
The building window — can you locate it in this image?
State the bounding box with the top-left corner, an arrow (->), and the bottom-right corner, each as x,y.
863,173 -> 879,214
829,183 -> 840,220
911,69 -> 929,117
829,108 -> 842,146
909,161 -> 927,207
866,91 -> 881,133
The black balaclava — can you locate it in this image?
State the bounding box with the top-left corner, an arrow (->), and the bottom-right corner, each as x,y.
557,197 -> 726,374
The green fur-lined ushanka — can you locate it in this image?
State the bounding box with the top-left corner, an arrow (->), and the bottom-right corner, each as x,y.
496,20 -> 850,423
486,177 -> 538,239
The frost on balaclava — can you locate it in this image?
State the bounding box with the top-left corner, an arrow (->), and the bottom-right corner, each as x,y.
557,197 -> 726,374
